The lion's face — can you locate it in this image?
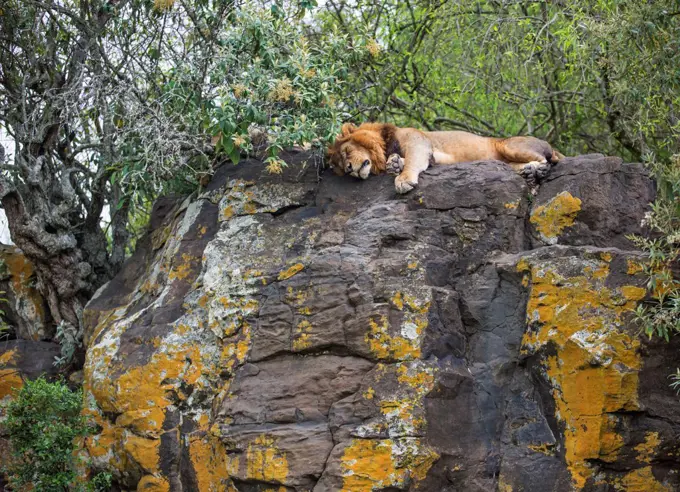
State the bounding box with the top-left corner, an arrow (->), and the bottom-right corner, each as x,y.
328,122 -> 385,180
331,142 -> 373,179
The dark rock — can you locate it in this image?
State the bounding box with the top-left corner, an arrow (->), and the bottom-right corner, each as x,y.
79,152 -> 680,491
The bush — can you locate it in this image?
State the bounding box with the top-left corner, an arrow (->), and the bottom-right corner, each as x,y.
2,377 -> 106,491
631,155 -> 680,342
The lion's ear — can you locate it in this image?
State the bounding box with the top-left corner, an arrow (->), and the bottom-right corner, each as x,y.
341,123 -> 357,136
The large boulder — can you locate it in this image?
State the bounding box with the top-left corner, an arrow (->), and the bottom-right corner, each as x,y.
81,152 -> 680,491
0,245 -> 51,340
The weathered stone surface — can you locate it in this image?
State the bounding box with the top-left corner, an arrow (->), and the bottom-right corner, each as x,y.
0,245 -> 51,340
82,152 -> 680,491
530,154 -> 654,248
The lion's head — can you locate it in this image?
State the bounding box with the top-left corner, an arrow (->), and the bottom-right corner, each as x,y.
327,123 -> 389,179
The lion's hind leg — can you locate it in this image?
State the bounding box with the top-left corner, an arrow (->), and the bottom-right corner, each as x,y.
499,137 -> 556,192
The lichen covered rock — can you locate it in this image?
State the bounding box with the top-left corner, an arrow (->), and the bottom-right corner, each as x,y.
81,151 -> 680,491
0,245 -> 51,340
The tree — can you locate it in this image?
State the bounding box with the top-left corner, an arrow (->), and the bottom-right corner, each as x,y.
0,0 -> 373,344
324,0 -> 680,160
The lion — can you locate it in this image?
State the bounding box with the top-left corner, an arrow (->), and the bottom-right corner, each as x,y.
327,122 -> 564,194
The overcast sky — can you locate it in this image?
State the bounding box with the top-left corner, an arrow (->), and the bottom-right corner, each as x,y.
0,129 -> 13,244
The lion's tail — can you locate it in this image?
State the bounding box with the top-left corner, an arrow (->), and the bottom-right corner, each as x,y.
551,149 -> 566,163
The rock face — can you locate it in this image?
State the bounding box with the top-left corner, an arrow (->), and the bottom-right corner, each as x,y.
81,152 -> 680,491
0,244 -> 51,340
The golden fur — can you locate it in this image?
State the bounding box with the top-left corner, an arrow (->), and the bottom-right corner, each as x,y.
327,122 -> 564,194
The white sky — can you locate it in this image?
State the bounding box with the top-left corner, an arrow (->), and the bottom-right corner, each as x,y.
0,129 -> 14,244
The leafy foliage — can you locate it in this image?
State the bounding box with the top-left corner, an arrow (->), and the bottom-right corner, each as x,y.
631,155 -> 680,341
2,378 -> 104,491
324,0 -> 680,160
0,0 -> 373,330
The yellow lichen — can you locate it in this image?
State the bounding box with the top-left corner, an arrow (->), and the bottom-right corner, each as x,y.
0,348 -> 18,366
189,434 -> 231,491
519,255 -> 648,489
278,263 -> 304,281
340,439 -> 403,490
292,320 -> 312,351
504,200 -> 520,210
123,434 -> 160,473
168,254 -> 196,281
528,443 -> 555,456
396,363 -> 435,394
137,475 -> 170,491
365,315 -> 421,361
619,467 -> 669,492
1,249 -> 46,339
530,191 -> 582,241
0,368 -> 23,399
340,439 -> 437,491
245,435 -> 288,483
116,408 -> 165,437
627,259 -> 645,276
635,432 -> 661,464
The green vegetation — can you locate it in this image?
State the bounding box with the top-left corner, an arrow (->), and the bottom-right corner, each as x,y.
0,1 -> 677,385
3,377 -> 110,491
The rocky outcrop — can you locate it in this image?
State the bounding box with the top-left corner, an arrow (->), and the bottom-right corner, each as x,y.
81,152 -> 680,491
0,245 -> 51,340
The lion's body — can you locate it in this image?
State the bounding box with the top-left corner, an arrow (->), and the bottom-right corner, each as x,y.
328,122 -> 564,193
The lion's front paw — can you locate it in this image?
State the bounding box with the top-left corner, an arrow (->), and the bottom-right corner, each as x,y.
394,174 -> 417,194
386,154 -> 405,175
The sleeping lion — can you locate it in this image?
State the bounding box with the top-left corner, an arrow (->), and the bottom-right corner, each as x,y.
327,122 -> 564,194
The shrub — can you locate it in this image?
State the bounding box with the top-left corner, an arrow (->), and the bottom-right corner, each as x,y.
3,377 -> 100,491
631,154 -> 680,342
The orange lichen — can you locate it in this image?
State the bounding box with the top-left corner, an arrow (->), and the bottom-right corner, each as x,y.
627,259 -> 645,276
635,432 -> 661,464
189,434 -> 231,491
365,315 -> 422,361
137,475 -> 170,491
519,255 -> 647,488
123,434 -> 160,473
168,254 -> 196,281
245,435 -> 288,483
396,363 -> 435,394
0,348 -> 18,366
391,292 -> 404,310
1,248 -> 46,339
278,263 -> 304,281
530,191 -> 582,241
504,200 -> 520,209
116,408 -> 166,437
363,387 -> 375,400
222,205 -> 235,221
619,467 -> 669,491
292,320 -> 312,351
89,345 -> 205,414
0,369 -> 23,399
341,439 -> 402,490
528,443 -> 555,456
340,439 -> 437,491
